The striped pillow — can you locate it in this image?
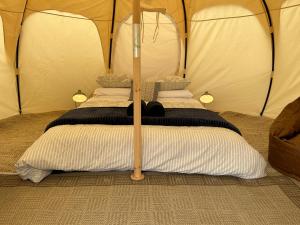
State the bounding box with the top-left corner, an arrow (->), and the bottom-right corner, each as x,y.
157,76 -> 190,91
97,75 -> 131,88
129,81 -> 159,102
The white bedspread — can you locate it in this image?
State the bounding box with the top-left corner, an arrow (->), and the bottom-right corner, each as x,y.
16,98 -> 266,183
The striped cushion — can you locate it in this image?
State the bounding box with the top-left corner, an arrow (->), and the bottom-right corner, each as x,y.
158,76 -> 190,91
159,80 -> 190,91
97,75 -> 131,88
129,81 -> 159,101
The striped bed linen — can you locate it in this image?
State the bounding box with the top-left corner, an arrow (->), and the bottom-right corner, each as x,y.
15,97 -> 266,183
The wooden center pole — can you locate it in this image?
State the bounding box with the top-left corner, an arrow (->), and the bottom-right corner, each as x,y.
131,0 -> 144,181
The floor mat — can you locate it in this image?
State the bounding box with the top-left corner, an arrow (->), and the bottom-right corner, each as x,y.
0,172 -> 299,225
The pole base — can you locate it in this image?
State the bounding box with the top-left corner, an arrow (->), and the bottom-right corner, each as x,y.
131,173 -> 145,181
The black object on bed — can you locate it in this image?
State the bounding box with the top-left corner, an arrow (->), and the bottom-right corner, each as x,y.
146,101 -> 165,117
127,100 -> 165,117
45,107 -> 241,135
127,100 -> 147,116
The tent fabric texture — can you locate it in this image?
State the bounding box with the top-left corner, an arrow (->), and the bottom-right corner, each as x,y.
0,0 -> 299,120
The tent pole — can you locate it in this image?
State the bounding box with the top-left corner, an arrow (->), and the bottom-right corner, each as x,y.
15,0 -> 29,114
131,0 -> 144,181
15,39 -> 22,114
181,0 -> 188,78
260,0 -> 275,116
108,0 -> 116,71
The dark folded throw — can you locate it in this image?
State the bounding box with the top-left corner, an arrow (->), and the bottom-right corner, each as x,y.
45,107 -> 241,135
146,101 -> 165,117
127,100 -> 147,116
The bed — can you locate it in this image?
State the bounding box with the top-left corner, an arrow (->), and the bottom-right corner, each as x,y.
16,90 -> 267,183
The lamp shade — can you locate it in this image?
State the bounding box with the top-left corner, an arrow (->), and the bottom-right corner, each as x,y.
72,90 -> 87,103
200,92 -> 214,104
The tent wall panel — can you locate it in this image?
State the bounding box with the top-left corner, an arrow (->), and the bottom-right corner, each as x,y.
264,1 -> 300,118
114,0 -> 186,51
187,6 -> 272,116
0,0 -> 26,65
19,11 -> 106,113
113,12 -> 182,79
0,16 -> 19,119
0,0 -> 299,119
265,0 -> 299,38
24,0 -> 113,71
186,0 -> 270,38
113,0 -> 187,75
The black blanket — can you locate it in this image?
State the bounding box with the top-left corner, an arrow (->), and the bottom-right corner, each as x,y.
45,107 -> 241,135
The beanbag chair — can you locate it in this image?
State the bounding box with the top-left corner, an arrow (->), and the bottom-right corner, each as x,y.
269,97 -> 300,180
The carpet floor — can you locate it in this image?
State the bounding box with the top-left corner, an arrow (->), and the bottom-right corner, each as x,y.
0,111 -> 299,225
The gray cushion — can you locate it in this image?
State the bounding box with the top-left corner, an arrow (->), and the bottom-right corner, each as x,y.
97,75 -> 131,88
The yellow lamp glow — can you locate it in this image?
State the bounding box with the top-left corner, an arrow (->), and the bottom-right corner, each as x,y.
199,92 -> 214,104
72,90 -> 87,103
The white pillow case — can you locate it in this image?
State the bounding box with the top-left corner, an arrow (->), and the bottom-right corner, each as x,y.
158,90 -> 193,98
158,97 -> 196,102
79,95 -> 130,108
91,95 -> 129,101
94,88 -> 131,97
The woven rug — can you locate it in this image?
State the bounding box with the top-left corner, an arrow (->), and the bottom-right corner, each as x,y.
0,171 -> 300,225
0,111 -> 64,173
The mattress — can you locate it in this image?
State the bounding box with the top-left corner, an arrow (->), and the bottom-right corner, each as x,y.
16,96 -> 266,183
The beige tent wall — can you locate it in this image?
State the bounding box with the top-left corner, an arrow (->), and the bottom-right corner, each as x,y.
185,0 -> 269,38
0,0 -> 300,119
0,0 -> 26,65
113,12 -> 182,79
24,0 -> 113,71
19,11 -> 106,113
187,5 -> 272,116
114,0 -> 186,53
0,15 -> 19,119
264,0 -> 300,118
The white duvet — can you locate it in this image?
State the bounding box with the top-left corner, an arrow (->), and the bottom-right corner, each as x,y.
16,97 -> 266,183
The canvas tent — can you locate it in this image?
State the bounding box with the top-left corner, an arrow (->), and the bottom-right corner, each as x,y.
0,0 -> 300,120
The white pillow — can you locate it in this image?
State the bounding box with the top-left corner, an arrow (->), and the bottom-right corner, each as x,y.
92,95 -> 130,101
158,90 -> 193,98
94,88 -> 131,97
